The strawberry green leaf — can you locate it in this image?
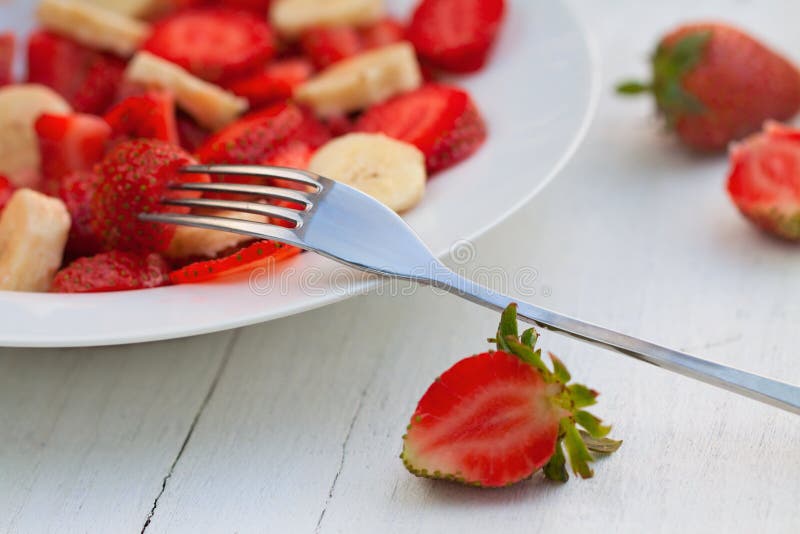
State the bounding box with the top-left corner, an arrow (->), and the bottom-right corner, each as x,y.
504,336 -> 549,375
568,383 -> 598,409
616,80 -> 650,94
651,30 -> 711,125
520,327 -> 538,350
580,431 -> 623,454
549,352 -> 571,383
563,420 -> 594,478
495,304 -> 519,352
542,438 -> 569,483
575,410 -> 611,438
669,30 -> 712,72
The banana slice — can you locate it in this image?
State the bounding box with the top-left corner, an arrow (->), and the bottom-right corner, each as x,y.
166,211 -> 269,260
271,0 -> 384,38
37,0 -> 151,57
79,0 -> 173,19
295,42 -> 421,117
309,133 -> 426,213
0,84 -> 72,188
126,51 -> 248,131
0,189 -> 71,293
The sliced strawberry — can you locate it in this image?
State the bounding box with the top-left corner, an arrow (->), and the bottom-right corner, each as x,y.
105,90 -> 179,144
0,175 -> 15,211
356,84 -> 487,173
52,251 -> 171,293
176,112 -> 210,152
266,140 -> 314,170
35,113 -> 112,196
402,305 -> 620,487
408,0 -> 505,73
300,26 -> 362,70
91,139 -> 210,252
225,58 -> 314,109
0,33 -> 15,86
360,18 -> 405,50
143,8 -> 276,82
27,31 -> 125,115
59,171 -> 104,259
727,121 -> 800,239
170,240 -> 301,284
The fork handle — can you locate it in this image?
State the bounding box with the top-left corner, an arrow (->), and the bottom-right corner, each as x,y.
431,270 -> 800,415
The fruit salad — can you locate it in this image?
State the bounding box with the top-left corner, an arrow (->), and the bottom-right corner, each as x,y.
0,0 -> 506,293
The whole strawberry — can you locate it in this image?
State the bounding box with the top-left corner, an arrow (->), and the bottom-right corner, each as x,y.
90,139 -> 209,253
401,305 -> 621,487
618,23 -> 800,151
727,121 -> 800,240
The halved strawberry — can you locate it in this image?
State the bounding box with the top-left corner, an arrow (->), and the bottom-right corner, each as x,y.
0,33 -> 15,86
0,175 -> 15,211
727,121 -> 800,239
27,31 -> 126,115
170,240 -> 301,284
59,171 -> 104,259
225,58 -> 314,109
407,0 -> 506,73
143,8 -> 276,82
402,305 -> 621,487
105,90 -> 179,144
300,26 -> 362,70
90,139 -> 210,252
35,112 -> 112,196
176,112 -> 210,152
356,84 -> 487,173
52,251 -> 171,293
360,18 -> 405,50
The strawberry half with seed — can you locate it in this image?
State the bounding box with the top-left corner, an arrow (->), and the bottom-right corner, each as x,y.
617,23 -> 800,151
170,240 -> 301,284
727,121 -> 800,240
225,58 -> 314,109
402,304 -> 621,487
104,91 -> 179,145
52,251 -> 171,293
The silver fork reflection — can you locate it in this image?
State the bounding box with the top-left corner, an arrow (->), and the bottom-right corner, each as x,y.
141,164 -> 800,415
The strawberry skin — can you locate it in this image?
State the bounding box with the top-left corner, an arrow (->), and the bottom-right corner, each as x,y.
104,91 -> 179,145
225,58 -> 314,109
35,113 -> 112,196
301,26 -> 363,70
143,8 -> 276,82
618,23 -> 800,151
90,139 -> 210,253
360,18 -> 406,50
60,171 -> 104,259
0,33 -> 15,86
727,121 -> 800,239
52,251 -> 171,293
407,0 -> 506,73
356,84 -> 487,174
170,240 -> 301,284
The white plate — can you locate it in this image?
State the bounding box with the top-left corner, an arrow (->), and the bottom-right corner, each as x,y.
0,0 -> 598,347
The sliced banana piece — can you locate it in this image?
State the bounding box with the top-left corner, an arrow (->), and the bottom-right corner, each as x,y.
79,0 -> 173,19
0,84 -> 72,188
271,0 -> 384,38
309,133 -> 426,213
37,0 -> 151,57
166,211 -> 269,260
126,51 -> 248,131
0,189 -> 71,293
295,42 -> 421,117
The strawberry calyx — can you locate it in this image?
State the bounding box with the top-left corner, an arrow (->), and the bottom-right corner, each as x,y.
491,304 -> 622,482
616,30 -> 712,127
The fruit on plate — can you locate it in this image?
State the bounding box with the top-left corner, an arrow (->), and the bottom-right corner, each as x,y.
36,0 -> 151,57
0,33 -> 15,87
27,30 -> 127,115
270,0 -> 384,38
104,90 -> 179,144
90,138 -> 209,252
407,0 -> 506,73
0,188 -> 71,292
401,304 -> 621,487
726,121 -> 800,240
125,51 -> 248,130
225,58 -> 314,109
170,240 -> 302,284
617,23 -> 800,151
143,8 -> 276,82
301,26 -> 363,70
309,132 -> 426,212
295,42 -> 422,117
356,84 -> 487,173
35,112 -> 112,195
52,250 -> 171,293
0,84 -> 71,188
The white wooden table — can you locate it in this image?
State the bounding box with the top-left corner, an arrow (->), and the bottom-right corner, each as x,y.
2,1 -> 799,532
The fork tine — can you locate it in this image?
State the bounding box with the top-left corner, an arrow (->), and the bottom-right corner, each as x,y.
161,197 -> 304,225
171,182 -> 314,206
139,212 -> 306,249
182,164 -> 322,190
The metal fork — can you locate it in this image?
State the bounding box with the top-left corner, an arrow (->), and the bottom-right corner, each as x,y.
141,164 -> 800,415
